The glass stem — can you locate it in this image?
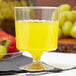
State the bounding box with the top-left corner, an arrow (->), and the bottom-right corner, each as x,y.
33,57 -> 40,63
29,51 -> 43,63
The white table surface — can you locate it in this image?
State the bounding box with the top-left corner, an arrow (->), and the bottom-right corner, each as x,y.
4,52 -> 76,76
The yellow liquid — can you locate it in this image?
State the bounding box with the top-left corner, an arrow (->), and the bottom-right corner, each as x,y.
15,20 -> 59,62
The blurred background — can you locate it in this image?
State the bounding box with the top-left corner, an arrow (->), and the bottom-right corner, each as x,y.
0,0 -> 76,54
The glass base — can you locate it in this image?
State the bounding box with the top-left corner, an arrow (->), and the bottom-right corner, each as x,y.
19,61 -> 61,72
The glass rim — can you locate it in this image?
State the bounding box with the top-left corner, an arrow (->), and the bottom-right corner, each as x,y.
14,6 -> 58,9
